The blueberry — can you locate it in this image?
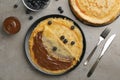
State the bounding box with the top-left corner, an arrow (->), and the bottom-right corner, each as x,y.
27,2 -> 33,8
40,2 -> 46,8
36,0 -> 40,4
44,0 -> 49,2
71,41 -> 75,45
28,0 -> 32,2
60,10 -> 64,14
63,39 -> 68,44
29,16 -> 33,20
52,47 -> 57,51
33,3 -> 39,9
26,9 -> 31,14
58,6 -> 64,14
37,0 -> 42,4
60,35 -> 65,40
32,0 -> 35,2
13,4 -> 18,8
48,21 -> 52,25
71,26 -> 75,30
58,6 -> 62,11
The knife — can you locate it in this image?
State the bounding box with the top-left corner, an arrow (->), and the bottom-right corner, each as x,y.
87,34 -> 116,77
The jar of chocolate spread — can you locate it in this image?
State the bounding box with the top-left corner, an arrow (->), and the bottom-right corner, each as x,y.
3,16 -> 21,34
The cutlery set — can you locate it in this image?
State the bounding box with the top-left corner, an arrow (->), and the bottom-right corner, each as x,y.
84,28 -> 116,77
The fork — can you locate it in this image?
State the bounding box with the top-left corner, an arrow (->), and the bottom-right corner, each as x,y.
84,28 -> 111,66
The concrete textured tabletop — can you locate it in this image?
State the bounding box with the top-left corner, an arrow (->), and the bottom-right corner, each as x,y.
0,0 -> 120,80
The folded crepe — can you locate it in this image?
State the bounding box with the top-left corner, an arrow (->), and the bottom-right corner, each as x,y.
29,18 -> 84,74
42,26 -> 74,62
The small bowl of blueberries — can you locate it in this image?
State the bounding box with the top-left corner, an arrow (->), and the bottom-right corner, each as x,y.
22,0 -> 50,12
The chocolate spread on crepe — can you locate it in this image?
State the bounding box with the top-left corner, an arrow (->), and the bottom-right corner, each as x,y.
33,32 -> 72,70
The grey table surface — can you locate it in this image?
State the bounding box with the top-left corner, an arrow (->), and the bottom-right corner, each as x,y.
0,0 -> 120,80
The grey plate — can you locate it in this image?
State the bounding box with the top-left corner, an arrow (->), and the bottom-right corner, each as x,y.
24,14 -> 86,76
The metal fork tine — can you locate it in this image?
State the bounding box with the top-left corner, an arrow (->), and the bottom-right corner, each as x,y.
100,28 -> 111,39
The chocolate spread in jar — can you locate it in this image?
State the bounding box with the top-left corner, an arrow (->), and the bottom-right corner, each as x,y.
32,32 -> 72,70
3,16 -> 21,34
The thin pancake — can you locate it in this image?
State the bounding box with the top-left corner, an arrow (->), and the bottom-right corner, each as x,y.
70,0 -> 120,26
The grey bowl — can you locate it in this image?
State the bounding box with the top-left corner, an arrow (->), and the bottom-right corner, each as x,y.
22,0 -> 51,12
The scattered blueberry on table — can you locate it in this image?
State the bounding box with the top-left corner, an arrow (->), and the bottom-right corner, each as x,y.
13,0 -> 64,20
58,6 -> 64,14
26,9 -> 31,14
29,16 -> 33,20
13,4 -> 18,8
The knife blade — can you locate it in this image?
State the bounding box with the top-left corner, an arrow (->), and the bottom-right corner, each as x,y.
87,34 -> 116,77
99,34 -> 116,59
